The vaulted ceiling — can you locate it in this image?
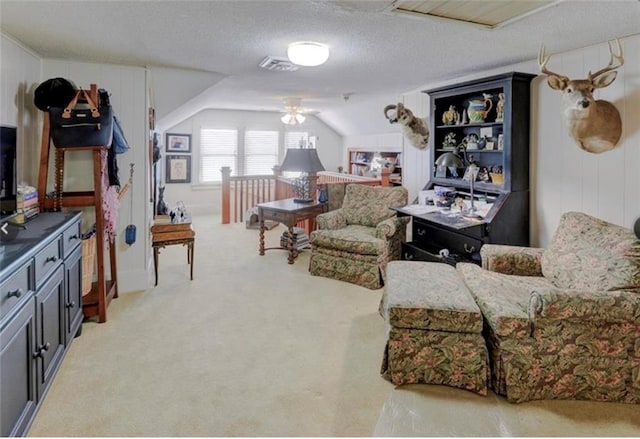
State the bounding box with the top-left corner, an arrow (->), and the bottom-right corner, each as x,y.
1,0 -> 638,135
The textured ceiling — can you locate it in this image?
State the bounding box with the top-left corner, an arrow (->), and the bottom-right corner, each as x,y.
1,0 -> 639,134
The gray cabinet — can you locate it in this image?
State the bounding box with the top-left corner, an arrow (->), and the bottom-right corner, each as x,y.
0,292 -> 36,438
0,212 -> 82,437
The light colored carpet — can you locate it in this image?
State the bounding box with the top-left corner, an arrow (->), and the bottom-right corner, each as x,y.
28,216 -> 391,437
27,215 -> 640,437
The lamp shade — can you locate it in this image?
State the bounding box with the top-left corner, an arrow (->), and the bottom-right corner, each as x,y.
280,148 -> 325,173
280,148 -> 325,203
287,42 -> 330,67
435,151 -> 464,168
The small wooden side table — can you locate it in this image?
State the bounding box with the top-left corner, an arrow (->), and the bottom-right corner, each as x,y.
257,198 -> 328,264
151,220 -> 195,286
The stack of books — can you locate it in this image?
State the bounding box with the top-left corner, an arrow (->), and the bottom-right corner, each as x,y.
280,227 -> 310,250
15,190 -> 39,223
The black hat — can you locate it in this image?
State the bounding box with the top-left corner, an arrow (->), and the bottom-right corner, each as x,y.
34,77 -> 77,111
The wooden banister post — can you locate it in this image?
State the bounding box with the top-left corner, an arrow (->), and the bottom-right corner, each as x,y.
381,167 -> 391,186
221,166 -> 231,224
309,172 -> 320,201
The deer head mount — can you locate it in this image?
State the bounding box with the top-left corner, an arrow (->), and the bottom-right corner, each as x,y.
383,102 -> 429,150
538,39 -> 624,154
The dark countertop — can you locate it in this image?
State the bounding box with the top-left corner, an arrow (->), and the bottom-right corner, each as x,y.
1,211 -> 82,276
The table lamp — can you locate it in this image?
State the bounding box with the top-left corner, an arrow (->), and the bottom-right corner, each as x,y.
280,147 -> 325,202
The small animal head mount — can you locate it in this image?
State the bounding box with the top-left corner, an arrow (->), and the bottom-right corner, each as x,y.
383,102 -> 429,150
538,39 -> 624,154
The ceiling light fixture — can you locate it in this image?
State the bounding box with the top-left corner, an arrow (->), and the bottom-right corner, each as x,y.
280,112 -> 306,125
287,42 -> 330,67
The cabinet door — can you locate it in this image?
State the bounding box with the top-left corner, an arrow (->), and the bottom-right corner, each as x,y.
34,266 -> 65,401
64,247 -> 83,344
0,298 -> 36,437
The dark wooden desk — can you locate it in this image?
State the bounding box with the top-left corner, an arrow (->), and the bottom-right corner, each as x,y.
151,221 -> 195,286
257,198 -> 328,264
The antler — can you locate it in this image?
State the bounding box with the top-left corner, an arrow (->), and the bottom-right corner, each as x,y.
538,44 -> 569,81
589,38 -> 624,80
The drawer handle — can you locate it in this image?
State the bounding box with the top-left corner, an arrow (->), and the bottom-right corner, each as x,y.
464,243 -> 476,254
33,342 -> 51,359
66,300 -> 76,308
404,252 -> 414,260
6,288 -> 23,298
45,256 -> 58,263
417,229 -> 426,236
68,234 -> 79,241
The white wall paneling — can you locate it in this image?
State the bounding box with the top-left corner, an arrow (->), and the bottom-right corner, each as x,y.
0,34 -> 41,185
40,59 -> 150,293
400,92 -> 430,204
399,34 -> 640,247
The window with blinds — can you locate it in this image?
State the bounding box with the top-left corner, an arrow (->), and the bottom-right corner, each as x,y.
245,130 -> 279,175
199,129 -> 238,183
284,131 -> 308,148
198,128 -> 310,183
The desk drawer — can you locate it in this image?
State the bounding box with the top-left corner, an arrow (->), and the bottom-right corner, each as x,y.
263,210 -> 292,223
0,261 -> 33,322
402,242 -> 464,266
152,230 -> 195,243
413,220 -> 483,260
34,238 -> 62,288
62,220 -> 82,259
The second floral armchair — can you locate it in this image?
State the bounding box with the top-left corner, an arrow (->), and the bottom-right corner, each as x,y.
308,184 -> 409,289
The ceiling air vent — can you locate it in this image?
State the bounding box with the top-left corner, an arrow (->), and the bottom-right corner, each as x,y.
258,56 -> 299,72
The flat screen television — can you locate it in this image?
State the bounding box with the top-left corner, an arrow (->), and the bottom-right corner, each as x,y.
1,125 -> 18,222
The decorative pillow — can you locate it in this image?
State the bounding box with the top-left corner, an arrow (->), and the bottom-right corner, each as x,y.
541,212 -> 640,291
342,184 -> 408,227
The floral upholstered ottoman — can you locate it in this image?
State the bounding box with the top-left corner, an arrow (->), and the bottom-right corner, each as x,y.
380,261 -> 489,395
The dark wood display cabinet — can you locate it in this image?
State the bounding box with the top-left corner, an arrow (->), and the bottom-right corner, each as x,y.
1,212 -> 83,437
398,72 -> 536,264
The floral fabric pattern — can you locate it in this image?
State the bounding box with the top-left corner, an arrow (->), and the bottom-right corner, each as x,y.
380,261 -> 488,395
311,225 -> 384,255
308,251 -> 383,290
468,213 -> 640,404
380,212 -> 639,404
316,208 -> 347,230
457,263 -> 555,338
530,288 -> 640,323
309,184 -> 408,289
341,184 -> 408,227
382,261 -> 482,333
481,244 -> 544,276
541,211 -> 640,291
382,328 -> 489,396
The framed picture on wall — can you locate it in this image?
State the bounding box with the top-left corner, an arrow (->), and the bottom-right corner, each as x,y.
166,133 -> 191,153
166,155 -> 191,184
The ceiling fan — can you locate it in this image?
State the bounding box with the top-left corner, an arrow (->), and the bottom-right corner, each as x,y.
280,97 -> 315,125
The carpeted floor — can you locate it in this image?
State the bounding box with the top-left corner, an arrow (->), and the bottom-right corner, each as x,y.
27,215 -> 640,437
28,215 -> 391,437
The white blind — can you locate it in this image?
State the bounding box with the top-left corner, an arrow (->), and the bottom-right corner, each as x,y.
200,129 -> 238,183
284,131 -> 308,148
245,130 -> 279,175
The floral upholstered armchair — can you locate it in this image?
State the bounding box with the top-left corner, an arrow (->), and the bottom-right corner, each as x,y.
457,211 -> 640,403
309,184 -> 409,289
